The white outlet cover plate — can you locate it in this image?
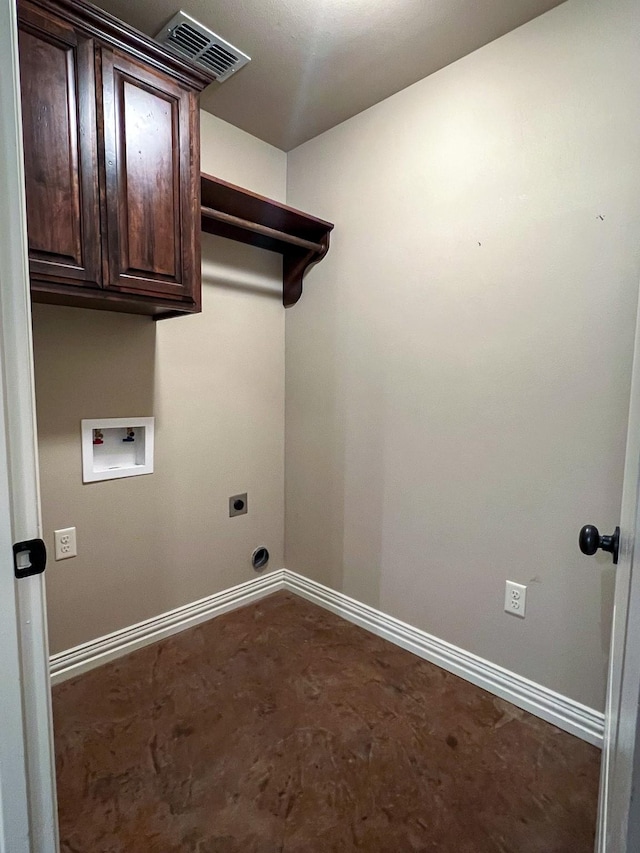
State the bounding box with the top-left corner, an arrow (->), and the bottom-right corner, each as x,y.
505,580 -> 527,618
54,527 -> 77,561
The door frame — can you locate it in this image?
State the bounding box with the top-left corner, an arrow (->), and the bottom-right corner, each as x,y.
597,287 -> 640,849
0,0 -> 58,849
1,0 -> 639,846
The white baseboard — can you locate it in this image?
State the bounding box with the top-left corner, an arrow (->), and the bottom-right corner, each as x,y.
283,570 -> 604,748
49,570 -> 285,686
49,567 -> 604,748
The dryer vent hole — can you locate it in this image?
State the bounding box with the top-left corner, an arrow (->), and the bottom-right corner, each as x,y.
252,547 -> 269,571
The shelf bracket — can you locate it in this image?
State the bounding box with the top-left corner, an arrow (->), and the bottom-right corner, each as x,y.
283,236 -> 331,307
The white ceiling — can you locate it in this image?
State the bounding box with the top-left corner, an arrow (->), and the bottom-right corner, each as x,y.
94,0 -> 566,151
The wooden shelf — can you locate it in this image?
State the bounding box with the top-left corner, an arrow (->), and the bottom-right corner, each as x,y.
201,172 -> 333,307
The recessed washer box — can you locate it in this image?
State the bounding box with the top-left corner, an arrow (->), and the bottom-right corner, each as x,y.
81,418 -> 154,483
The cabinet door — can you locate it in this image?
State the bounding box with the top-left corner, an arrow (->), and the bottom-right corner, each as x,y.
18,3 -> 100,288
100,49 -> 199,305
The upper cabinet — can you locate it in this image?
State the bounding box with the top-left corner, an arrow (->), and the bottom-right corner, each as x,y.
100,48 -> 198,304
18,6 -> 100,289
17,0 -> 213,318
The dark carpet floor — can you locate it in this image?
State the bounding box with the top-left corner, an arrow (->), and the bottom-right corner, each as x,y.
53,591 -> 601,852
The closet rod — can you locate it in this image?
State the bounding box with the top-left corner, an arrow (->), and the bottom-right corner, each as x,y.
201,206 -> 324,253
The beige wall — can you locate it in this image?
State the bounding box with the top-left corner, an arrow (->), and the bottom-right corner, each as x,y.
285,0 -> 640,710
35,113 -> 286,654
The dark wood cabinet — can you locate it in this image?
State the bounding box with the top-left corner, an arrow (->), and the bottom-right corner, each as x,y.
18,4 -> 100,289
100,49 -> 199,306
17,0 -> 212,317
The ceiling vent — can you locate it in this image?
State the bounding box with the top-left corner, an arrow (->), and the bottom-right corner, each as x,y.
155,12 -> 250,82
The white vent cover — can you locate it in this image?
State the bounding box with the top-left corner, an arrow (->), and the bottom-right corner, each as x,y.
155,11 -> 250,82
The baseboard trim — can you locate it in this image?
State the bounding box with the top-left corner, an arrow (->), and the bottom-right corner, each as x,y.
282,570 -> 605,748
49,568 -> 604,747
49,570 -> 285,686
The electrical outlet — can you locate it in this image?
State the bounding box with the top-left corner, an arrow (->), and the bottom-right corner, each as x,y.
54,527 -> 77,561
229,493 -> 248,517
504,580 -> 527,618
